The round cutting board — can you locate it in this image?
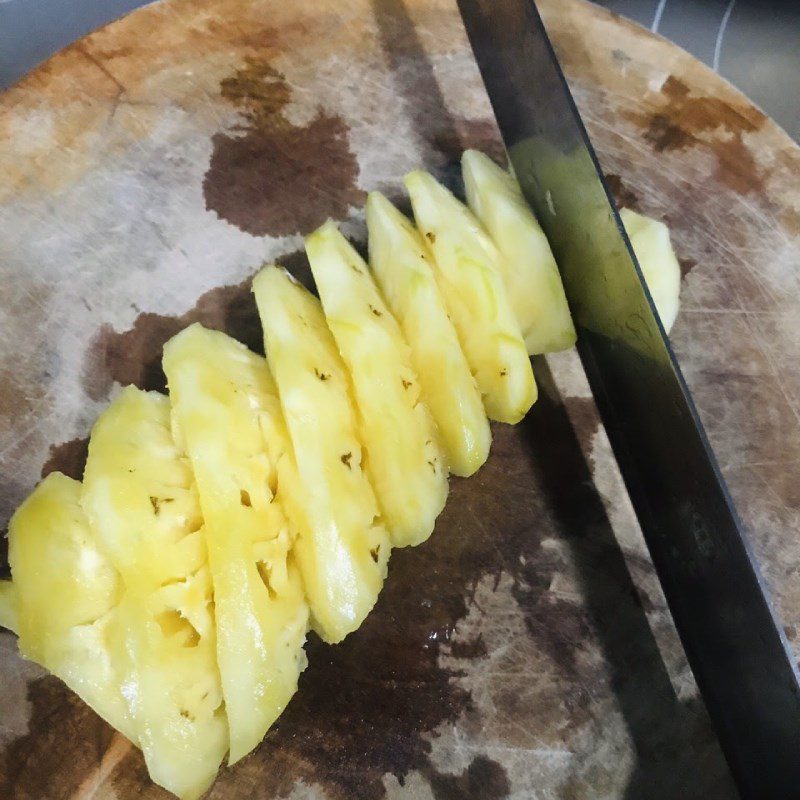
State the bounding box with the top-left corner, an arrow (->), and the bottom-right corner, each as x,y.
1,0 -> 799,797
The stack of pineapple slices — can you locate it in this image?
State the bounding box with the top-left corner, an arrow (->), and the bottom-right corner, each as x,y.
0,151 -> 680,799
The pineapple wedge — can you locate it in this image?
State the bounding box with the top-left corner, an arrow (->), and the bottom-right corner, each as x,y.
7,472 -> 136,743
253,267 -> 390,643
366,192 -> 491,477
81,386 -> 227,800
620,208 -> 681,334
305,221 -> 448,547
0,580 -> 16,632
404,170 -> 537,424
462,149 -> 576,354
163,324 -> 309,765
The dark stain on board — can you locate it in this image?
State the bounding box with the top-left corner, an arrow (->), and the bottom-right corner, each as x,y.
433,117 -> 506,166
424,755 -> 511,800
605,173 -> 641,211
40,436 -> 90,482
678,257 -> 698,278
562,396 -> 602,452
0,675 -> 120,800
81,249 -> 312,401
203,58 -> 365,237
629,76 -> 767,195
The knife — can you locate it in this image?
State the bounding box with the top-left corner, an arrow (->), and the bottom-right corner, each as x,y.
456,0 -> 800,795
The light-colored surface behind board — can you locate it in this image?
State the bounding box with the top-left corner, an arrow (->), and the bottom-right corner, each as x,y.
0,0 -> 798,797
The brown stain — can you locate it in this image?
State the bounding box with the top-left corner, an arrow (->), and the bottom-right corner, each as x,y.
780,207 -> 800,237
563,396 -> 602,451
424,755 -> 511,800
0,676 -> 120,800
678,257 -> 698,278
605,173 -> 640,211
40,437 -> 90,482
81,250 -> 312,401
203,58 -> 365,237
629,76 -> 768,195
433,117 -> 506,166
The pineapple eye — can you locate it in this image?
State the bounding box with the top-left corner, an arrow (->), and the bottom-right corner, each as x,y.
155,609 -> 200,647
239,489 -> 252,508
256,562 -> 278,600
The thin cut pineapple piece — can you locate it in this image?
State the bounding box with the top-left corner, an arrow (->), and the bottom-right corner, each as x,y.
253,267 -> 390,643
81,386 -> 227,800
462,149 -> 576,354
163,325 -> 309,765
405,170 -> 537,424
0,580 -> 16,632
7,472 -> 136,743
620,208 -> 681,334
305,221 -> 448,547
366,192 -> 491,477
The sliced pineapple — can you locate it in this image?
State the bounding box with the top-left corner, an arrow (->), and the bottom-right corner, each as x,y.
462,149 -> 576,354
620,208 -> 681,334
253,267 -> 390,643
366,192 -> 491,477
81,386 -> 227,800
404,170 -> 537,424
7,472 -> 136,743
0,580 -> 16,632
163,325 -> 309,765
305,221 -> 448,547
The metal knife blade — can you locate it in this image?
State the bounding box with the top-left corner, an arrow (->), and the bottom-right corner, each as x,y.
457,0 -> 800,795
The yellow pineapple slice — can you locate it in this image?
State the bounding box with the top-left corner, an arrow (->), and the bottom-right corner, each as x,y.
620,208 -> 681,334
305,221 -> 448,547
0,580 -> 16,632
462,149 -> 576,354
366,192 -> 491,477
7,472 -> 136,743
163,324 -> 309,765
81,386 -> 227,799
253,267 -> 390,643
404,170 -> 537,424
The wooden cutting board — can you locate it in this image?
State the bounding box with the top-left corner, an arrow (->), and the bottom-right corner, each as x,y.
1,0 -> 799,797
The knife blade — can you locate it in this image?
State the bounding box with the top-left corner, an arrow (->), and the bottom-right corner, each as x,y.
456,0 -> 800,795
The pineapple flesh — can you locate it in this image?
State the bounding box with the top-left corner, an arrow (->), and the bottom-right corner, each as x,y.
81,386 -> 227,800
163,324 -> 309,765
620,208 -> 681,334
0,580 -> 16,632
7,472 -> 136,743
462,149 -> 576,354
366,192 -> 491,478
404,170 -> 537,424
305,221 -> 448,547
253,267 -> 390,643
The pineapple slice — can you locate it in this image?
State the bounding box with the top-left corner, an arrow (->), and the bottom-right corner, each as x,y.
366,192 -> 491,477
404,170 -> 537,424
0,580 -> 16,632
163,325 -> 309,765
462,149 -> 576,354
81,386 -> 227,799
253,267 -> 390,643
305,221 -> 448,547
7,472 -> 136,743
620,208 -> 681,334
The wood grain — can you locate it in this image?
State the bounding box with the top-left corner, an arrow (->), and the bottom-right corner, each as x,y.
1,0 -> 798,797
